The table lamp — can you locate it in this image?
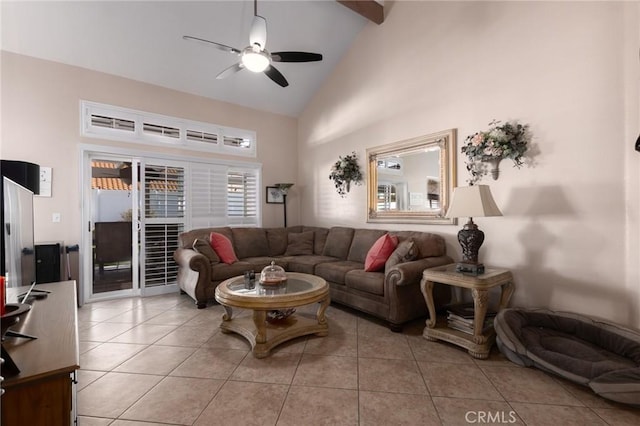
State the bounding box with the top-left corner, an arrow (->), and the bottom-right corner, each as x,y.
445,185 -> 502,275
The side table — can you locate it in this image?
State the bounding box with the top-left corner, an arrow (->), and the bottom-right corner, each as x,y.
420,264 -> 514,359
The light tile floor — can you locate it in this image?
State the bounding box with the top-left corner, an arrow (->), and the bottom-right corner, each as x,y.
77,293 -> 640,425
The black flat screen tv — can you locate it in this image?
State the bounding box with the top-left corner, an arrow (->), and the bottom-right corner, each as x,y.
2,176 -> 36,288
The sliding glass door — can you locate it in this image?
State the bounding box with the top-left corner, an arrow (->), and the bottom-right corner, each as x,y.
81,146 -> 260,304
87,155 -> 139,299
82,152 -> 186,302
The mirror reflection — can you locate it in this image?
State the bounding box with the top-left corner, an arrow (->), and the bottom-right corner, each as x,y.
367,129 -> 456,224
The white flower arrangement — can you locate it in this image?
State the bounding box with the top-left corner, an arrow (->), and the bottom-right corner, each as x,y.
329,151 -> 363,197
461,120 -> 531,183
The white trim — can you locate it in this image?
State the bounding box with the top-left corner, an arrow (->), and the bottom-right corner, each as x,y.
142,283 -> 179,297
80,151 -> 141,304
78,143 -> 262,171
80,100 -> 257,157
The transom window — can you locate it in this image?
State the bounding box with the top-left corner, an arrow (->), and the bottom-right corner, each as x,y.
81,100 -> 256,157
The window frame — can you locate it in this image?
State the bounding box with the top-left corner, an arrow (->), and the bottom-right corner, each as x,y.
81,100 -> 257,157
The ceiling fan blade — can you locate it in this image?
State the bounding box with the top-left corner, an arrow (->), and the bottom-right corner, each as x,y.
183,35 -> 241,54
216,63 -> 244,80
249,15 -> 267,49
271,52 -> 323,63
264,65 -> 289,87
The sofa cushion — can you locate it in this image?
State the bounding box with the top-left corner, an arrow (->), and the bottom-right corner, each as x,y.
315,260 -> 363,285
243,257 -> 288,272
364,233 -> 398,272
385,239 -> 419,272
303,226 -> 329,255
179,227 -> 232,248
345,270 -> 385,296
210,261 -> 254,281
192,238 -> 220,264
322,227 -> 355,259
231,228 -> 269,259
210,232 -> 239,264
211,227 -> 234,242
392,231 -> 446,258
285,231 -> 314,256
265,228 -> 288,256
348,229 -> 388,263
283,255 -> 340,275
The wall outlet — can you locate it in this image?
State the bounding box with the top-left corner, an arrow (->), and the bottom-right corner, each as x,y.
52,213 -> 61,223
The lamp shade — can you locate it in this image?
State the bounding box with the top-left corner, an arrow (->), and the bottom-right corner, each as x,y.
445,185 -> 502,218
275,183 -> 294,195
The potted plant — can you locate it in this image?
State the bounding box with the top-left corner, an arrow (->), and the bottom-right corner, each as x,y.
329,151 -> 363,197
462,120 -> 531,184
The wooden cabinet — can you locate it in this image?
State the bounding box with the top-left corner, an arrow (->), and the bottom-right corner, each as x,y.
35,242 -> 64,283
1,281 -> 79,425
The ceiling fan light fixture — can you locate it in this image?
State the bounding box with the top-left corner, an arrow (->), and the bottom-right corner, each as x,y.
241,47 -> 270,72
183,0 -> 322,87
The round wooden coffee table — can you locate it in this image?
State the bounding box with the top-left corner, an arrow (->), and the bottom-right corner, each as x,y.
215,272 -> 330,358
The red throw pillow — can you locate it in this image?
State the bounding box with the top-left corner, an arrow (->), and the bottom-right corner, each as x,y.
364,233 -> 399,272
209,232 -> 238,264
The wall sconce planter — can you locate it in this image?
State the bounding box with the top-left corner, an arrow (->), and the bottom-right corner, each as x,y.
487,158 -> 502,181
329,151 -> 363,197
461,120 -> 531,184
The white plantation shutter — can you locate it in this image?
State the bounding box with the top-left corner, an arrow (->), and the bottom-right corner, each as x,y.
190,164 -> 228,228
91,114 -> 135,131
189,164 -> 259,228
227,169 -> 258,226
143,122 -> 180,139
142,163 -> 185,287
186,129 -> 218,145
144,165 -> 185,218
143,224 -> 182,287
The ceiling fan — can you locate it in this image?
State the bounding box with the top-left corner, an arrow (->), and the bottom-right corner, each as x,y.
183,0 -> 323,88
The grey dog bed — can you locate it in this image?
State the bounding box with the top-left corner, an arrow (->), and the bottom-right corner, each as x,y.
494,308 -> 640,405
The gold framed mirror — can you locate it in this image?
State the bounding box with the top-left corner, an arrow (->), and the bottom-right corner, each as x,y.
367,128 -> 457,224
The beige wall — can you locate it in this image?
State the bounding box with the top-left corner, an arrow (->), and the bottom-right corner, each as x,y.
1,52 -> 299,246
299,1 -> 640,327
2,1 -> 639,328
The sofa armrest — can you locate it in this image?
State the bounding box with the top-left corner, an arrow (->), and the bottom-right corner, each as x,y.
174,247 -> 211,307
386,256 -> 453,287
384,255 -> 453,326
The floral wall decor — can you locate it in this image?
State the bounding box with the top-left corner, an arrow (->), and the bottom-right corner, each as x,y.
462,120 -> 531,184
329,151 -> 363,197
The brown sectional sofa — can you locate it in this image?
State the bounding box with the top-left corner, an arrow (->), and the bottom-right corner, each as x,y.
174,225 -> 453,329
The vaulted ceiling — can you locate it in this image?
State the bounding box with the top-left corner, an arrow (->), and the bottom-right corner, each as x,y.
1,1 -> 383,117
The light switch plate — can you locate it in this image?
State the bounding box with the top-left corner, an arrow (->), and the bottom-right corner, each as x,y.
38,167 -> 52,197
52,213 -> 61,223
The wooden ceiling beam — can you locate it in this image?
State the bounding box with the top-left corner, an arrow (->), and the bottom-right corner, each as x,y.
337,0 -> 384,25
